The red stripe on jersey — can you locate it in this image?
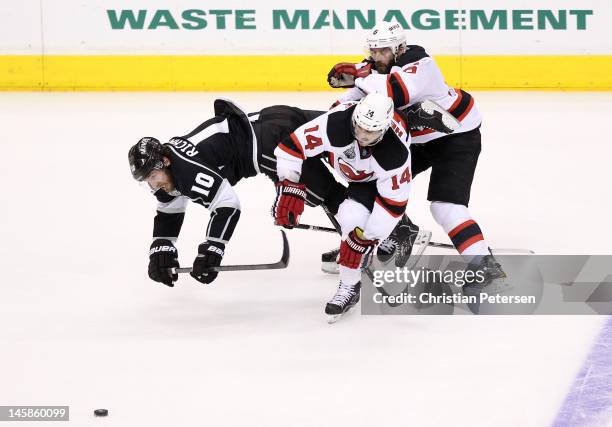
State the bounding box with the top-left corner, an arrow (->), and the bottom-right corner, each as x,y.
448,220 -> 475,238
375,197 -> 406,218
456,96 -> 474,122
457,234 -> 484,254
386,75 -> 393,99
289,133 -> 306,158
328,152 -> 335,167
392,72 -> 410,105
381,196 -> 408,207
278,142 -> 305,160
410,128 -> 434,137
448,89 -> 464,112
393,112 -> 407,132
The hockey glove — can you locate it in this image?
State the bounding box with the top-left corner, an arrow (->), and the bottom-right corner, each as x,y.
338,227 -> 378,270
327,62 -> 372,88
148,239 -> 179,287
272,179 -> 307,228
191,241 -> 225,284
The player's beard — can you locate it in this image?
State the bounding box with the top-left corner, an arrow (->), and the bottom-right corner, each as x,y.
375,61 -> 392,74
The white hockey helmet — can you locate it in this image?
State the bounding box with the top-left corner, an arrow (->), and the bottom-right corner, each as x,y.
366,22 -> 407,58
351,93 -> 394,146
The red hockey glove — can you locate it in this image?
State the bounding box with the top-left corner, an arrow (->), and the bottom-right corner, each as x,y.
327,62 -> 372,88
338,227 -> 378,269
272,179 -> 307,228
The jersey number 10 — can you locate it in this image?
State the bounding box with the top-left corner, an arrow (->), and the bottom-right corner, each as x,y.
191,172 -> 215,197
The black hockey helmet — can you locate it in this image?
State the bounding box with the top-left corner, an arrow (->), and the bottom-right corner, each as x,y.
128,137 -> 165,181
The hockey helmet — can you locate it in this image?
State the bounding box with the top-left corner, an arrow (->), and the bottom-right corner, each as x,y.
351,93 -> 394,146
128,137 -> 165,181
366,22 -> 407,59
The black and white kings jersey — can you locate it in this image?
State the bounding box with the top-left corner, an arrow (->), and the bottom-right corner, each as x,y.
151,99 -> 324,246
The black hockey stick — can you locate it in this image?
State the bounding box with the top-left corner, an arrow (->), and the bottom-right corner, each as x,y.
171,230 -> 290,274
323,206 -> 343,233
295,222 -> 534,254
294,223 -> 337,233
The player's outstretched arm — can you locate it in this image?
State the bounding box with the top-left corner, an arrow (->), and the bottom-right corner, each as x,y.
190,180 -> 241,285
148,193 -> 188,287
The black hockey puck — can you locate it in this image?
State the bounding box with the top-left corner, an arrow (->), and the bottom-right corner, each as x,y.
94,409 -> 108,417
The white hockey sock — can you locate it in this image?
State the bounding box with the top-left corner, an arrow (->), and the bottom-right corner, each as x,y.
339,266 -> 362,286
430,202 -> 489,256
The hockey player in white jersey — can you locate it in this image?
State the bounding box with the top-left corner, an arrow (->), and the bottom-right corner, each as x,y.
327,21 -> 505,283
272,93 -> 412,319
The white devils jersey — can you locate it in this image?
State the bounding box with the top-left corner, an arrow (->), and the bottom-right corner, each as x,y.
335,46 -> 482,144
274,102 -> 412,241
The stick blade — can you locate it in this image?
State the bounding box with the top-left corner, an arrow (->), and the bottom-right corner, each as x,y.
173,230 -> 290,274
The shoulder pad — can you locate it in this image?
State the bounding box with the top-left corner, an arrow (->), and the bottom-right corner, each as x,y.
326,105 -> 357,148
372,133 -> 409,171
395,45 -> 430,67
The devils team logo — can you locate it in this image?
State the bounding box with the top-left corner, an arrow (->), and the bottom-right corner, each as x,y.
337,158 -> 374,181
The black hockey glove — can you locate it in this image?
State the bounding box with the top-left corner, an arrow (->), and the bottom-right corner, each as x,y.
148,239 -> 179,287
191,241 -> 225,284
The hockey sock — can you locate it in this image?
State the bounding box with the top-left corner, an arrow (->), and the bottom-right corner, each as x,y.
430,201 -> 489,256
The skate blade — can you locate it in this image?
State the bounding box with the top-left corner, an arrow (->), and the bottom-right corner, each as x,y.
327,314 -> 342,324
325,306 -> 356,324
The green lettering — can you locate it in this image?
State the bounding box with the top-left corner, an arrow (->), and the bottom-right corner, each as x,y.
346,10 -> 375,29
412,9 -> 440,30
537,10 -> 566,30
209,10 -> 232,29
235,10 -> 256,29
181,10 -> 207,30
332,11 -> 345,29
272,10 -> 309,29
148,10 -> 179,29
381,10 -> 410,29
469,10 -> 507,30
512,10 -> 533,30
569,10 -> 593,30
107,9 -> 147,30
445,10 -> 461,30
313,10 -> 330,29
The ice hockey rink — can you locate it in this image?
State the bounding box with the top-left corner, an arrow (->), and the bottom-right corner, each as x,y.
0,91 -> 611,426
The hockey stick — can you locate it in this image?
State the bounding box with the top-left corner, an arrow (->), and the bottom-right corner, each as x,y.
294,223 -> 337,233
171,230 -> 290,274
295,222 -> 534,254
323,207 -> 343,233
294,206 -> 342,234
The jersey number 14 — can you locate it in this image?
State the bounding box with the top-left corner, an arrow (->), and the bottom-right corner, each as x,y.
391,167 -> 411,190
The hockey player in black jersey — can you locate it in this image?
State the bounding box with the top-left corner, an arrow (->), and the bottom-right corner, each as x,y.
128,98 -> 457,288
272,93 -> 412,320
128,99 -> 349,287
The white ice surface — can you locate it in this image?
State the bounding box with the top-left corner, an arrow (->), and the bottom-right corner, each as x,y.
0,92 -> 611,426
